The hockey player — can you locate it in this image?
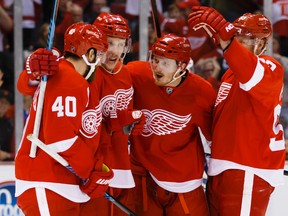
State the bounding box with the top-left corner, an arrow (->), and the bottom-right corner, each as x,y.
15,23 -> 114,216
188,7 -> 286,216
79,12 -> 145,216
126,34 -> 216,215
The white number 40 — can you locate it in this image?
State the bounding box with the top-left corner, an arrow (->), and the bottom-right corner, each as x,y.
52,96 -> 77,117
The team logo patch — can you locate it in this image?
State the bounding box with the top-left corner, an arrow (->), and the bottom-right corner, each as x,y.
100,87 -> 134,118
80,105 -> 102,138
101,99 -> 116,118
142,109 -> 191,137
215,82 -> 232,107
166,87 -> 173,95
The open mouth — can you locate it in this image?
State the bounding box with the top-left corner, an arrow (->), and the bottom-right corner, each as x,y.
154,72 -> 163,79
109,56 -> 118,62
105,52 -> 119,65
106,57 -> 118,65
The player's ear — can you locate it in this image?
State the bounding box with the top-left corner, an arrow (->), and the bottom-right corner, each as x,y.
180,62 -> 187,71
260,38 -> 267,50
87,48 -> 96,63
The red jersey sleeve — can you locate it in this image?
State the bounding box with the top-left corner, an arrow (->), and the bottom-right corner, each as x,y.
224,39 -> 284,97
17,70 -> 38,96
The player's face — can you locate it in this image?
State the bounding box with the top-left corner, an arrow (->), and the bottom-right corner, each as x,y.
150,54 -> 178,86
235,35 -> 263,55
101,36 -> 126,71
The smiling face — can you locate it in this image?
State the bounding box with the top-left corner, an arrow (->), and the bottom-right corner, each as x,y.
101,36 -> 126,72
150,54 -> 180,86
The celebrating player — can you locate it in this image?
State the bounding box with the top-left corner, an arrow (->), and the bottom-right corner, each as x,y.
188,7 -> 286,215
80,12 -> 145,216
126,33 -> 216,215
15,23 -> 114,215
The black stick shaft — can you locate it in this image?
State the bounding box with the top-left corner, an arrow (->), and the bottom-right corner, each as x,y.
150,0 -> 161,38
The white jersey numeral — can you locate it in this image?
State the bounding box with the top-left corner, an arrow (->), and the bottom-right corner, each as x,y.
259,58 -> 276,71
269,104 -> 285,151
52,96 -> 77,117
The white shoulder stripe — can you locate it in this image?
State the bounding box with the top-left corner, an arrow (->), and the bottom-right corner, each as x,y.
239,58 -> 264,91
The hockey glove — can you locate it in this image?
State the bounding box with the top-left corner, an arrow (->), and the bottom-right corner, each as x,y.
188,6 -> 235,45
129,114 -> 146,135
119,109 -> 146,135
106,109 -> 146,135
80,159 -> 114,199
26,48 -> 60,80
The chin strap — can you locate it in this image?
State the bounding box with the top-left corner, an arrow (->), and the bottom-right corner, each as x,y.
257,46 -> 266,56
254,38 -> 266,56
82,54 -> 100,80
163,67 -> 184,86
101,59 -> 124,75
161,58 -> 190,86
163,59 -> 190,87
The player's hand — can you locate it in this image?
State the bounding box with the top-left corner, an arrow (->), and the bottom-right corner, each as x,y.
119,110 -> 143,126
118,109 -> 146,135
188,6 -> 235,45
123,113 -> 146,135
106,109 -> 146,135
26,48 -> 60,80
80,159 -> 113,199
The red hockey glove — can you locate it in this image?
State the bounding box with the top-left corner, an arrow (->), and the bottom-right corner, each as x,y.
126,112 -> 146,135
118,109 -> 146,135
188,6 -> 235,45
80,160 -> 114,199
106,109 -> 146,135
26,48 -> 60,80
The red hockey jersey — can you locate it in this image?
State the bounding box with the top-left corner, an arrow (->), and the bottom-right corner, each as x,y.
209,39 -> 286,186
15,59 -> 102,202
92,62 -> 135,188
127,61 -> 216,193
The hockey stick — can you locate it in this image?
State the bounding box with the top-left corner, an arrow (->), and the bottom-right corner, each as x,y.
150,0 -> 161,39
27,134 -> 137,216
29,0 -> 60,158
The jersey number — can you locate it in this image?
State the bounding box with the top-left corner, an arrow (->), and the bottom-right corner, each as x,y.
270,104 -> 285,151
259,58 -> 276,71
52,96 -> 77,117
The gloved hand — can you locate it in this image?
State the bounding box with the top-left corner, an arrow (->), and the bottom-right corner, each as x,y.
106,109 -> 146,135
118,109 -> 146,135
188,6 -> 235,45
26,48 -> 60,80
80,159 -> 114,199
